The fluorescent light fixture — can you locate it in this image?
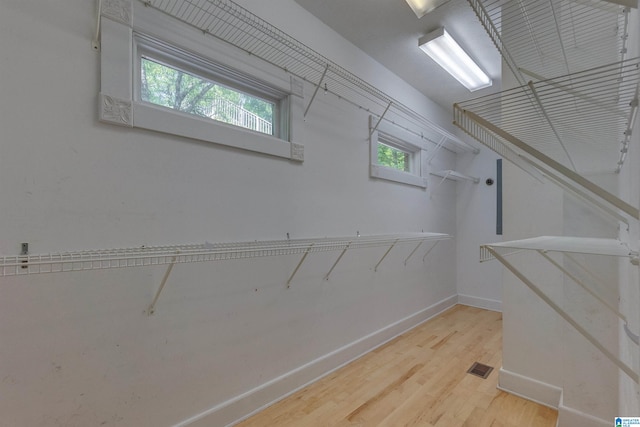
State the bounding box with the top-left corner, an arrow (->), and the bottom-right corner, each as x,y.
404,0 -> 450,19
418,28 -> 492,92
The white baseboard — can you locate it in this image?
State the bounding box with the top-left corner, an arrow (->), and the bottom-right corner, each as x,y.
498,368 -> 562,409
175,294 -> 458,427
499,368 -> 610,427
557,395 -> 610,427
457,293 -> 502,312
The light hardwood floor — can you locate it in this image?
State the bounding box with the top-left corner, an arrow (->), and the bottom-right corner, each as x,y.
235,305 -> 557,427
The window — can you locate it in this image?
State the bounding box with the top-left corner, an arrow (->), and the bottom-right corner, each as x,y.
98,2 -> 304,161
135,33 -> 287,139
377,141 -> 412,172
369,116 -> 428,188
140,57 -> 276,136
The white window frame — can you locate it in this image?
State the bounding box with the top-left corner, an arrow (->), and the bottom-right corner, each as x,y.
376,139 -> 414,173
135,36 -> 286,138
98,0 -> 305,162
369,116 -> 428,188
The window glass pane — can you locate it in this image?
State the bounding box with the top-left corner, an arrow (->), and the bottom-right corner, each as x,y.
141,57 -> 275,135
377,142 -> 411,172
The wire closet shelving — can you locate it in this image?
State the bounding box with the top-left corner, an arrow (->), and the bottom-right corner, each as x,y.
2,233 -> 450,314
0,233 -> 448,277
429,170 -> 480,193
463,0 -> 640,384
430,170 -> 480,183
467,0 -> 634,86
480,236 -> 639,382
136,0 -> 477,154
454,58 -> 640,220
456,0 -> 640,221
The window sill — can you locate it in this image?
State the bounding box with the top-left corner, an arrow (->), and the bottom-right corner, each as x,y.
370,164 -> 428,188
98,4 -> 305,163
132,102 -> 302,161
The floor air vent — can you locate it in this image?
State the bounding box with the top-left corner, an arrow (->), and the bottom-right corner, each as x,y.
467,362 -> 493,379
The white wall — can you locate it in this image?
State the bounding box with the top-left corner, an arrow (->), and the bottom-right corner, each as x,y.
559,177 -> 620,424
618,6 -> 640,417
455,148 -> 503,311
500,160 -> 565,400
498,7 -> 640,424
0,1 -> 460,426
500,159 -> 623,425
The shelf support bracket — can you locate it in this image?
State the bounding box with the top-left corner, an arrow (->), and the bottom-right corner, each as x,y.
369,101 -> 393,138
422,241 -> 440,263
519,67 -> 628,119
525,156 -> 629,225
527,81 -> 577,171
463,110 -> 639,220
619,92 -> 639,172
304,64 -> 329,118
536,250 -> 627,322
625,323 -> 640,346
404,241 -> 424,266
92,0 -> 103,51
485,245 -> 639,383
427,136 -> 448,164
434,171 -> 452,192
374,239 -> 399,272
287,243 -> 315,288
324,242 -> 352,280
147,251 -> 179,316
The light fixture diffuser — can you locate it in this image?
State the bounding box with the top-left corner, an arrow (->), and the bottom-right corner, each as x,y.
418,28 -> 492,92
404,0 -> 451,18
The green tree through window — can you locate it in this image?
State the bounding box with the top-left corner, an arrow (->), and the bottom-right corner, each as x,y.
141,57 -> 274,135
377,142 -> 410,172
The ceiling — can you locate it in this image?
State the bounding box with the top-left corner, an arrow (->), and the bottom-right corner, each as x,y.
292,0 -> 502,110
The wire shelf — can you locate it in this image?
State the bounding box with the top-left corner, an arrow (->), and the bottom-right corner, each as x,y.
0,233 -> 450,277
137,0 -> 475,153
457,59 -> 639,173
454,58 -> 640,220
430,170 -> 480,183
464,0 -> 638,173
467,0 -> 631,86
481,236 -> 640,383
480,236 -> 637,262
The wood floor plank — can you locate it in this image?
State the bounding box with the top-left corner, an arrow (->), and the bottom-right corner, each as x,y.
235,305 -> 557,427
